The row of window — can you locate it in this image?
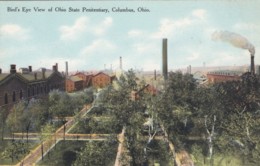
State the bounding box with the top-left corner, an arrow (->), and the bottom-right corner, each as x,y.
3,84 -> 63,105
4,90 -> 23,104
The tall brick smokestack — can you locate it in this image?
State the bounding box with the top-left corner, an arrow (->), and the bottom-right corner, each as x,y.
154,69 -> 157,80
162,38 -> 168,80
56,63 -> 58,71
28,66 -> 32,72
251,54 -> 255,74
65,61 -> 68,77
120,56 -> 122,70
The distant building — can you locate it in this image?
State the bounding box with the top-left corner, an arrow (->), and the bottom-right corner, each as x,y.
131,84 -> 157,101
66,76 -> 83,92
0,64 -> 65,108
92,72 -> 112,88
73,72 -> 92,88
207,70 -> 243,84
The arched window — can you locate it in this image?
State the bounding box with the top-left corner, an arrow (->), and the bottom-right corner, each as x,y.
20,90 -> 23,99
4,93 -> 8,104
12,91 -> 16,102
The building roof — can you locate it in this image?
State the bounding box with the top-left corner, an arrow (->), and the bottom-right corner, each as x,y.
68,75 -> 83,82
0,74 -> 9,81
0,70 -> 62,85
207,70 -> 243,76
19,71 -> 53,81
93,72 -> 110,77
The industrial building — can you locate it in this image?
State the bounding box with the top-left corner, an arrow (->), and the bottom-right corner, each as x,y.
0,64 -> 65,108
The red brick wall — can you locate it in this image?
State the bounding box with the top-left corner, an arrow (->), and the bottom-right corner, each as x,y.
66,79 -> 74,92
92,73 -> 111,88
207,74 -> 241,84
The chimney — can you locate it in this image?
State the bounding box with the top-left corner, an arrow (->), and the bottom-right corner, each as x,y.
154,69 -> 157,80
53,65 -> 57,72
10,64 -> 16,74
120,56 -> 122,70
65,61 -> 68,77
162,38 -> 168,80
251,54 -> 255,75
42,68 -> 46,79
56,63 -> 58,71
28,66 -> 32,72
188,65 -> 192,74
34,72 -> 37,80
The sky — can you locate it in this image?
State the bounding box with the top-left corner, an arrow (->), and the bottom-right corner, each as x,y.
0,1 -> 260,73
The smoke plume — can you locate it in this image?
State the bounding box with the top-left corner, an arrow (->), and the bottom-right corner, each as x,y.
212,30 -> 255,55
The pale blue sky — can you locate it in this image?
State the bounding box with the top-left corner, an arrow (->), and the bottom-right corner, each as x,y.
0,1 -> 259,72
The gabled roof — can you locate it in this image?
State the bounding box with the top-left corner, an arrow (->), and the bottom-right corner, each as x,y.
0,70 -> 63,86
68,75 -> 83,82
207,70 -> 243,76
93,72 -> 110,77
0,74 -> 9,81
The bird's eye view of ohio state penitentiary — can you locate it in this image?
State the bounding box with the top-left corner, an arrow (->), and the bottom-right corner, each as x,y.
0,1 -> 260,166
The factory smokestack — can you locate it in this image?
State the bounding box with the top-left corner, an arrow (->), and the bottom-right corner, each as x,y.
212,31 -> 255,74
251,55 -> 255,74
162,38 -> 168,80
154,69 -> 157,80
65,61 -> 68,77
120,56 -> 122,70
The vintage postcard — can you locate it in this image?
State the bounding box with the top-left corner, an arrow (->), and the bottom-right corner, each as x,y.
0,0 -> 259,165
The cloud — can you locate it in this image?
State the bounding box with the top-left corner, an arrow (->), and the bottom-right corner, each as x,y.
152,9 -> 208,39
94,17 -> 113,36
133,42 -> 157,54
60,17 -> 89,41
128,30 -> 144,38
152,18 -> 193,38
80,39 -> 117,56
233,23 -> 260,31
207,52 -> 248,66
192,9 -> 207,20
60,17 -> 113,41
0,24 -> 29,40
187,53 -> 200,61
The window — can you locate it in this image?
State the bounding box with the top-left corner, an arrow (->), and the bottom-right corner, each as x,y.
4,93 -> 8,104
28,88 -> 30,97
12,91 -> 16,102
32,87 -> 35,96
20,90 -> 23,99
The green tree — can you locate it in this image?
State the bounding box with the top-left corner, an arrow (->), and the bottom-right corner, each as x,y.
6,101 -> 27,140
73,136 -> 118,166
39,123 -> 55,160
100,70 -> 147,165
1,140 -> 29,163
0,108 -> 8,141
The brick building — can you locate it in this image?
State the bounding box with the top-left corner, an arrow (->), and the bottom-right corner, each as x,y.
0,64 -> 65,108
73,72 -> 92,88
207,70 -> 243,84
92,72 -> 112,88
66,76 -> 84,92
